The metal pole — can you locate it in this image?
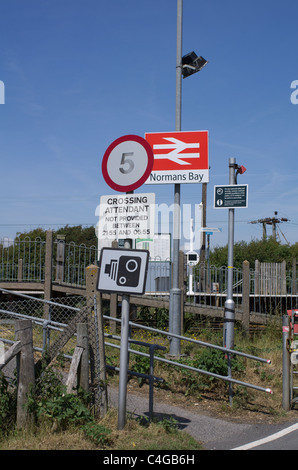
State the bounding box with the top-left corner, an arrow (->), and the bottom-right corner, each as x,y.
149,345 -> 154,420
223,157 -> 236,405
117,292 -> 130,429
118,192 -> 133,430
169,0 -> 183,357
282,314 -> 291,411
207,233 -> 210,291
223,158 -> 236,349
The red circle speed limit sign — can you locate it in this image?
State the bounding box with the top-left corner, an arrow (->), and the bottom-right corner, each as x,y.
102,135 -> 154,192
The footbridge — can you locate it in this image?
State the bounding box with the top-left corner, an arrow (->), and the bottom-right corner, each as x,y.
1,231 -> 297,330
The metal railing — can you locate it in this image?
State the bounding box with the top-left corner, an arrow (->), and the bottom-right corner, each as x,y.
189,263 -> 298,316
0,288 -> 273,412
0,236 -> 172,291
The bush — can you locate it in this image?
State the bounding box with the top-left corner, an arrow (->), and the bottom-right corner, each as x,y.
174,346 -> 246,395
35,391 -> 93,429
0,372 -> 17,435
81,422 -> 112,446
27,362 -> 93,430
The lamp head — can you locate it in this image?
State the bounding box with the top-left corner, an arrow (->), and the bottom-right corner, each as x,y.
182,51 -> 208,78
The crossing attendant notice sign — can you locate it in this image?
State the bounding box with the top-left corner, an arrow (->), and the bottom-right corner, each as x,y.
144,130 -> 209,184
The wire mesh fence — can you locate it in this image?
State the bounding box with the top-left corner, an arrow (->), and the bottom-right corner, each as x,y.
1,234 -> 298,318
189,263 -> 298,316
0,237 -> 46,282
0,293 -> 107,414
0,236 -> 172,291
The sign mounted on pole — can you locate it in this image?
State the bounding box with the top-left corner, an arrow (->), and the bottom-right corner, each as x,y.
97,192 -> 155,240
144,130 -> 209,184
102,135 -> 154,192
214,184 -> 248,209
97,248 -> 149,295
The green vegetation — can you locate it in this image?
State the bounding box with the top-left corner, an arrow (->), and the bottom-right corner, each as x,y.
210,237 -> 298,269
0,351 -> 203,450
5,227 -> 298,268
0,229 -> 295,449
106,315 -> 284,417
0,317 -> 287,450
14,225 -> 97,246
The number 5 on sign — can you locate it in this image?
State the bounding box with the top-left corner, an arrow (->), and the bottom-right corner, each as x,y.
120,152 -> 134,174
102,135 -> 154,192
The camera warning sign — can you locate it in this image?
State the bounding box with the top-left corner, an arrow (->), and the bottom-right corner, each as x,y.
97,248 -> 149,295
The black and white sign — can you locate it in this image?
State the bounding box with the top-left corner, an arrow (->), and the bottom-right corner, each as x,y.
97,193 -> 155,240
97,248 -> 149,295
214,184 -> 248,209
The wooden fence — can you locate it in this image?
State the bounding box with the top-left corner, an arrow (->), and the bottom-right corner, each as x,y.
0,319 -> 92,428
255,260 -> 287,295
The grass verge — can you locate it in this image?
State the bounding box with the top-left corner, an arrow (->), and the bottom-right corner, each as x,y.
0,408 -> 203,450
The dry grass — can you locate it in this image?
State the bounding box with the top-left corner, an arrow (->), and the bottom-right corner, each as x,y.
1,317 -> 296,450
0,409 -> 203,451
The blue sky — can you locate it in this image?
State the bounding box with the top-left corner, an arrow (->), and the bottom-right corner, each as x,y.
1,0 -> 298,250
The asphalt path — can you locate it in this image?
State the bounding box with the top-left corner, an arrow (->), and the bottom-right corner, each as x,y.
108,387 -> 298,450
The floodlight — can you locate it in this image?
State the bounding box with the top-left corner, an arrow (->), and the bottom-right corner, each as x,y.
181,51 -> 208,78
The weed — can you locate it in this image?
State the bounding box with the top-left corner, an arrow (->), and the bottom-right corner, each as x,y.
133,353 -> 150,386
81,422 -> 112,446
0,372 -> 17,435
158,416 -> 178,434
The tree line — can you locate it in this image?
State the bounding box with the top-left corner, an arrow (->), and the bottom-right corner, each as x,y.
14,225 -> 98,247
3,226 -> 297,270
209,238 -> 298,269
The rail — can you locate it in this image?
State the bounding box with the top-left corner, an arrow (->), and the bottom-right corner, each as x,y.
0,288 -> 273,409
1,234 -> 297,316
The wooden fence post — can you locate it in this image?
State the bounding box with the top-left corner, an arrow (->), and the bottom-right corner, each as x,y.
86,265 -> 108,416
242,260 -> 250,336
255,259 -> 260,296
15,319 -> 35,428
55,234 -> 65,283
66,323 -> 89,394
293,258 -> 297,296
18,258 -> 23,282
77,322 -> 89,392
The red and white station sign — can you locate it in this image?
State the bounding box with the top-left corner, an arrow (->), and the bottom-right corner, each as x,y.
102,135 -> 154,192
144,130 -> 209,184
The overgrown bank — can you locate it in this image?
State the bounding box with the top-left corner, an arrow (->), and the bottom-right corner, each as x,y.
0,315 -> 294,450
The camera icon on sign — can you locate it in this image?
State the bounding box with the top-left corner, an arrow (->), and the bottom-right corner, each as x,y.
105,256 -> 141,288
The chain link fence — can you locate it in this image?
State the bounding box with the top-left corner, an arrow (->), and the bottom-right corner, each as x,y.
0,292 -> 107,415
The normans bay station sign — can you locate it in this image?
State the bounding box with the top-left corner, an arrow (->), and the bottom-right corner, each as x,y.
144,130 -> 209,184
97,193 -> 155,240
